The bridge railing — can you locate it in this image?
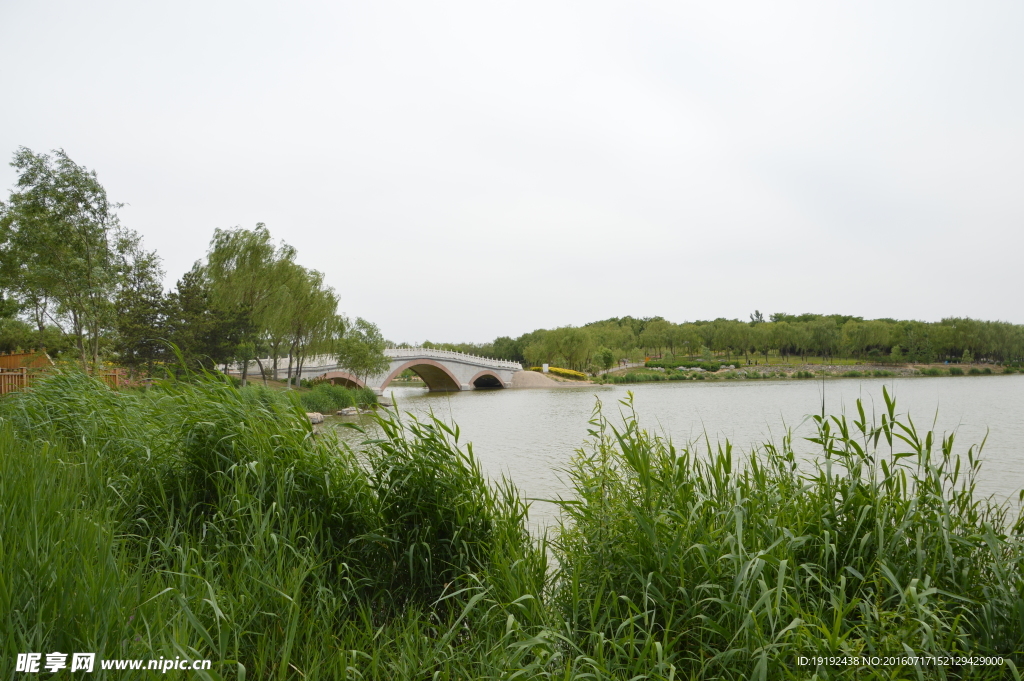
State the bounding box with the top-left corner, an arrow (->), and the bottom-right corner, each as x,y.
383,347 -> 522,370
230,349 -> 523,375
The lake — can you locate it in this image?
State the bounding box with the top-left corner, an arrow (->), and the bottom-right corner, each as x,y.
332,374 -> 1024,530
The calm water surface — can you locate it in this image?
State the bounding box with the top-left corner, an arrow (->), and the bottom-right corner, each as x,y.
333,375 -> 1024,529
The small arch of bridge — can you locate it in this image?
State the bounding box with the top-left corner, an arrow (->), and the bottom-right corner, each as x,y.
468,369 -> 505,389
320,371 -> 366,390
379,359 -> 463,392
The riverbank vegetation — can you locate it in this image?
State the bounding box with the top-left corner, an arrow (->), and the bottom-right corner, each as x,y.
418,313 -> 1024,375
3,369 -> 1022,679
598,362 -> 1014,385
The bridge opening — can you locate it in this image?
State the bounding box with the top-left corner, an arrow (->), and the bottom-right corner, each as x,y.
379,360 -> 463,392
472,373 -> 503,389
318,371 -> 366,390
409,364 -> 461,391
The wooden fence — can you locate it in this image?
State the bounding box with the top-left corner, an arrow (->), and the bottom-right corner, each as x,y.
0,367 -> 125,396
0,368 -> 32,396
0,350 -> 54,370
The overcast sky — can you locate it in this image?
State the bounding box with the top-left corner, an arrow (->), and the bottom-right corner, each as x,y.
2,1 -> 1022,343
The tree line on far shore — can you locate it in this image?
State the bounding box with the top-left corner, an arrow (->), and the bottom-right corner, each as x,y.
418,312 -> 1024,374
0,147 -> 387,384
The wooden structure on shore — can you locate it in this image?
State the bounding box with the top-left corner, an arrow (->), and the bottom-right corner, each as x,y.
0,350 -> 124,395
0,350 -> 53,395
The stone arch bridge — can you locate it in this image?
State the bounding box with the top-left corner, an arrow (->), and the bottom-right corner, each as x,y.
298,348 -> 523,394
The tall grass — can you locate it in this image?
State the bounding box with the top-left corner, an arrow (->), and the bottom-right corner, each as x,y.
552,391 -> 1024,679
1,371 -> 1022,679
0,370 -> 547,679
296,382 -> 378,413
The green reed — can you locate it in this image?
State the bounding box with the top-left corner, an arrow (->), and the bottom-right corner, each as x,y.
551,390 -> 1024,679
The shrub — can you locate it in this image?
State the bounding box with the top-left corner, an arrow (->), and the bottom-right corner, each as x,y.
299,388 -> 336,413
603,371 -> 669,384
530,366 -> 588,380
298,382 -> 376,413
843,370 -> 863,377
548,366 -> 588,380
920,367 -> 944,376
794,370 -> 815,379
982,367 -> 993,375
1003,367 -> 1018,374
873,369 -> 895,377
950,366 -> 964,376
969,368 -> 982,375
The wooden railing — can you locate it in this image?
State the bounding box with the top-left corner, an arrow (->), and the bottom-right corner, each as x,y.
0,350 -> 54,370
0,368 -> 32,396
99,370 -> 122,390
0,367 -> 125,396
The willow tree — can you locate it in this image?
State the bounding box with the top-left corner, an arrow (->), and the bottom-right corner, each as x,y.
205,223 -> 297,385
282,266 -> 342,388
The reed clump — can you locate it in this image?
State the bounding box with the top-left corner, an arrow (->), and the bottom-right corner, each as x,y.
297,381 -> 377,413
552,390 -> 1024,679
2,371 -> 1022,679
0,370 -> 548,679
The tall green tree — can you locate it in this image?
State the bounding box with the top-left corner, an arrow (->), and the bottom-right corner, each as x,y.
336,317 -> 389,384
165,265 -> 241,374
112,231 -> 166,377
205,223 -> 297,385
282,266 -> 342,387
0,147 -> 125,368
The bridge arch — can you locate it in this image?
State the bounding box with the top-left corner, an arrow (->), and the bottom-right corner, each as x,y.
379,359 -> 463,392
468,369 -> 506,389
318,371 -> 366,389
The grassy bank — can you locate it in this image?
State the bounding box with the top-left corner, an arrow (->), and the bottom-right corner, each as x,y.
2,371 -> 1023,679
600,364 -> 1017,384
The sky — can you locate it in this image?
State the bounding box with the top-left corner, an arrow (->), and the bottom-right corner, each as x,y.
2,1 -> 1022,343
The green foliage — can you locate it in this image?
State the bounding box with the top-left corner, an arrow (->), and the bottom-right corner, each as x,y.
297,382 -> 376,413
0,147 -> 138,367
5,371 -> 1023,679
553,392 -> 1024,678
601,370 -> 674,384
433,314 -> 1024,370
0,370 -> 547,678
336,317 -> 389,381
111,230 -> 166,374
164,264 -> 242,373
842,370 -> 863,377
595,346 -> 615,371
950,367 -> 965,376
647,358 -> 722,372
